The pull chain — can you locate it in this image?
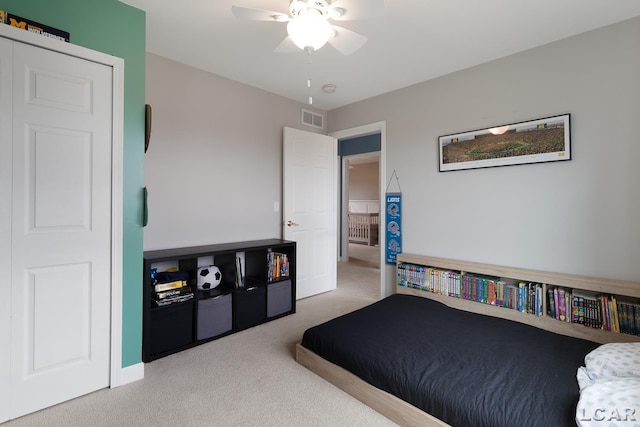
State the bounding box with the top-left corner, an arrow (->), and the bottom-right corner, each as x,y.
306,50 -> 313,105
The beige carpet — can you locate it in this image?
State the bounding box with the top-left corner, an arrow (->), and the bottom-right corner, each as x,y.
5,256 -> 395,427
347,242 -> 380,270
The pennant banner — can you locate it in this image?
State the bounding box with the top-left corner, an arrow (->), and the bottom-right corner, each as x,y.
385,192 -> 402,265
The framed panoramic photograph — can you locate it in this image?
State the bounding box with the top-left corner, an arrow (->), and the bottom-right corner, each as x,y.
438,114 -> 571,172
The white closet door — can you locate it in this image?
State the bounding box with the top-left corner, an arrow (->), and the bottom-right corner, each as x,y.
8,41 -> 112,420
0,36 -> 13,424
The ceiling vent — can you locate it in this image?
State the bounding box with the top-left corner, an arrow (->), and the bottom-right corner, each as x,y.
302,109 -> 324,129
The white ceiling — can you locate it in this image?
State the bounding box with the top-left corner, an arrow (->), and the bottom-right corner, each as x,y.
119,0 -> 640,111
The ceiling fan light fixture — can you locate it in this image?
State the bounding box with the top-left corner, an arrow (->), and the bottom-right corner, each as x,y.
287,10 -> 333,52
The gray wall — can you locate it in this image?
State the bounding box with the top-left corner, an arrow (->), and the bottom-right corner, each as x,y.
144,53 -> 324,250
329,17 -> 640,286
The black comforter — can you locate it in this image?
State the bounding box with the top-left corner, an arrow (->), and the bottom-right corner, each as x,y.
301,294 -> 598,427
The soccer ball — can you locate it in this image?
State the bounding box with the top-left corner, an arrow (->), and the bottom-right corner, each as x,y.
197,265 -> 222,290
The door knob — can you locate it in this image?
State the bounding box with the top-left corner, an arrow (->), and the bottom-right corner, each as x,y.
286,220 -> 299,227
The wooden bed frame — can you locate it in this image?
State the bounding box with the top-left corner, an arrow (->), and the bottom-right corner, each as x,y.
295,253 -> 640,427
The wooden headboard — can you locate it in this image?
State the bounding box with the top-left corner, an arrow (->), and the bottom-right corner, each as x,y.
396,253 -> 640,344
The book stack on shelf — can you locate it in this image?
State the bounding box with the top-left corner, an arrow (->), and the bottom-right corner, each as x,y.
150,269 -> 194,307
397,262 -> 543,316
267,250 -> 289,282
548,286 -> 640,335
547,286 -> 572,323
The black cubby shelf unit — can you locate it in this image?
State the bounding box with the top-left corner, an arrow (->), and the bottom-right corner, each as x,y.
143,239 -> 296,362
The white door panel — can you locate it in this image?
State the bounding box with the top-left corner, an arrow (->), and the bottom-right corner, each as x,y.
28,263 -> 91,371
29,126 -> 92,229
24,65 -> 93,113
283,127 -> 337,299
6,40 -> 112,420
0,36 -> 13,425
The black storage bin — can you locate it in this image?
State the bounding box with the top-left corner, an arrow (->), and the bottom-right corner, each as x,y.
197,293 -> 232,340
149,302 -> 194,355
267,279 -> 292,318
234,286 -> 266,330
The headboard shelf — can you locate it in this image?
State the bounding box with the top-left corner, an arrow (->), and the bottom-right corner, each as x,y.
397,253 -> 640,344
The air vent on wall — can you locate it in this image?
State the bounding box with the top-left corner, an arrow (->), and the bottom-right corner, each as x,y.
301,109 -> 324,129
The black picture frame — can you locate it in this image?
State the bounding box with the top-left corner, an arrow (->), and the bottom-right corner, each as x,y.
438,114 -> 571,172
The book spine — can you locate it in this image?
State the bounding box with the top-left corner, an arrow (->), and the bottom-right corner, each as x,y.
611,297 -> 620,332
547,287 -> 556,319
155,280 -> 187,292
603,296 -> 611,331
536,285 -> 543,316
518,282 -> 525,313
557,288 -> 566,321
571,294 -> 579,324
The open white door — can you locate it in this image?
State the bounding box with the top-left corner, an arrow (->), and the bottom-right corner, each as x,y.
283,127 -> 337,299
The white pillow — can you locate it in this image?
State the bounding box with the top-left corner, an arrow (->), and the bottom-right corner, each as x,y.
577,366 -> 594,391
584,343 -> 640,381
576,377 -> 640,427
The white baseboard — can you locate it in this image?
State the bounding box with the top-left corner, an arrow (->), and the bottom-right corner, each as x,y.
111,362 -> 144,388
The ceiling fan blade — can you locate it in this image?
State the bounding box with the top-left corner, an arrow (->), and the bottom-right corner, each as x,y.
274,36 -> 300,54
231,5 -> 289,22
328,25 -> 368,55
329,0 -> 385,21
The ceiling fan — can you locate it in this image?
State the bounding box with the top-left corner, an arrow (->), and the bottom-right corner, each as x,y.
231,0 -> 385,55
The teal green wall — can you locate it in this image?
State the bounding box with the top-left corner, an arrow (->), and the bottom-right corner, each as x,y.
3,0 -> 146,367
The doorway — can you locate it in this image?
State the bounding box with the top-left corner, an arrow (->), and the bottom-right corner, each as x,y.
345,153 -> 380,269
330,121 -> 386,299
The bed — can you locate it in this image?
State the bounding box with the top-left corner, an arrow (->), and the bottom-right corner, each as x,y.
299,293 -> 598,427
296,254 -> 640,427
348,212 -> 379,246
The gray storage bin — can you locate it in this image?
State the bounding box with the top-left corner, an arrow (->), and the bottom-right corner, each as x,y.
197,293 -> 232,340
267,279 -> 292,318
